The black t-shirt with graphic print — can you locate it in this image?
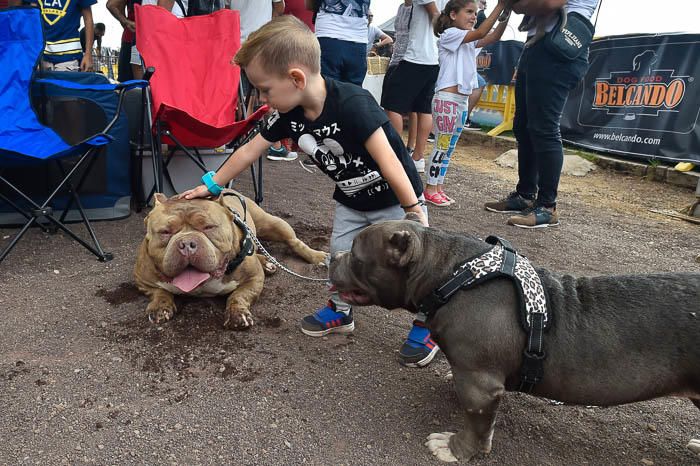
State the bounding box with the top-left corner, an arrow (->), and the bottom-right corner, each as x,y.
260,77 -> 423,212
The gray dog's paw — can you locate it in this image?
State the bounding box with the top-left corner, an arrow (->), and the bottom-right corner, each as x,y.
688,438 -> 700,456
425,432 -> 458,462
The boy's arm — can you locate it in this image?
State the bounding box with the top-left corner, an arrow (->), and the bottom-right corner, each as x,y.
365,128 -> 429,226
181,133 -> 273,199
80,8 -> 94,71
476,14 -> 509,48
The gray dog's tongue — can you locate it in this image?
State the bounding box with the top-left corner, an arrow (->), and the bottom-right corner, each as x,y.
171,267 -> 210,293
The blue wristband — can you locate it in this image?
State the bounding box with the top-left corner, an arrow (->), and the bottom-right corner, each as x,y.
201,171 -> 223,196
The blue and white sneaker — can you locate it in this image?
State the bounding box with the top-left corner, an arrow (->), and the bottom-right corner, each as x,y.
399,323 -> 439,367
301,302 -> 355,337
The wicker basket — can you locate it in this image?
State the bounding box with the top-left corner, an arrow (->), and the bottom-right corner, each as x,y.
367,56 -> 389,75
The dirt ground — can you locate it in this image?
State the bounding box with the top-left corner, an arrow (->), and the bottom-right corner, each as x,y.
1,138 -> 699,465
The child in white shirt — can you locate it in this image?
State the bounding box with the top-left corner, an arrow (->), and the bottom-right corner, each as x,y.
424,0 -> 509,206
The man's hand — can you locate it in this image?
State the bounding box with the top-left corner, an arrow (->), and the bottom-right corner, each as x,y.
180,184 -> 212,200
80,54 -> 94,72
512,0 -> 565,16
124,19 -> 136,32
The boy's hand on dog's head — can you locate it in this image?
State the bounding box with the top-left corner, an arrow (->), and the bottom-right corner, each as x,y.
180,185 -> 211,200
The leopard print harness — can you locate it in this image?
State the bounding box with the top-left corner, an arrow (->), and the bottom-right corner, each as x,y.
416,236 -> 551,392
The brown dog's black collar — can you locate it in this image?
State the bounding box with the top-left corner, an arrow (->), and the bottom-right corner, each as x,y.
219,192 -> 254,275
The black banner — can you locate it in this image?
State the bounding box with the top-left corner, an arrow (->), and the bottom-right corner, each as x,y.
561,33 -> 700,163
477,40 -> 523,85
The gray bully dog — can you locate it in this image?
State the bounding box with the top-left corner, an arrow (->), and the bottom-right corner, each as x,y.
328,216 -> 700,463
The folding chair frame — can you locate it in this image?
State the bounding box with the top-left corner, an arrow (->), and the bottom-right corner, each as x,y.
0,79 -> 149,264
136,68 -> 265,209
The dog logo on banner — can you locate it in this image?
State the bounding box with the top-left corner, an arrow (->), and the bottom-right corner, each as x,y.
592,50 -> 691,121
40,0 -> 71,26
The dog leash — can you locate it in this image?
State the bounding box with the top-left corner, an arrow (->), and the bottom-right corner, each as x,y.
240,220 -> 329,282
220,192 -> 328,282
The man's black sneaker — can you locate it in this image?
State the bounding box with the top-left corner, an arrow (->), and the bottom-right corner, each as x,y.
507,205 -> 560,229
484,191 -> 535,214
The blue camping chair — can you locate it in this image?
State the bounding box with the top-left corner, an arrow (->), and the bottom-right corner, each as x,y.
0,7 -> 148,264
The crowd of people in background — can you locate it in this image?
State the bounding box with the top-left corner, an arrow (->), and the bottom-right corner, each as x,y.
1,0 -> 599,366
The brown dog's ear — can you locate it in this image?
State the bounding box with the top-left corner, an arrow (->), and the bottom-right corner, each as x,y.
153,193 -> 168,206
387,230 -> 415,267
403,212 -> 422,223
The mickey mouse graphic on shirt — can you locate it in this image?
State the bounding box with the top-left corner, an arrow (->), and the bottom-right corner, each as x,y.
297,133 -> 387,197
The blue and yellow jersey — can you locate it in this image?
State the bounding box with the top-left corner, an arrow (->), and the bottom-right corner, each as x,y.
39,0 -> 97,63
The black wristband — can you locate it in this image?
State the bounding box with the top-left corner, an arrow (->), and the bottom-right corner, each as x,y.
401,200 -> 425,210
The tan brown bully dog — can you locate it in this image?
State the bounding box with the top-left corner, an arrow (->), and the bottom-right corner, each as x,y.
328,215 -> 700,463
135,191 -> 328,329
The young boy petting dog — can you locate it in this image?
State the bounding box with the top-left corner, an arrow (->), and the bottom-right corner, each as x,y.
181,16 -> 439,368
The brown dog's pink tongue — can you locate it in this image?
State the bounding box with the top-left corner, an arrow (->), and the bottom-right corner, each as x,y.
171,268 -> 211,293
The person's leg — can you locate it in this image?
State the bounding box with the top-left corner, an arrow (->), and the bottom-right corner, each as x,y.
483,51 -> 537,214
318,37 -> 343,82
383,61 -> 421,149
526,50 -> 589,208
117,41 -> 134,82
386,111 -> 404,136
300,203 -> 368,337
507,45 -> 589,228
464,73 -> 486,129
512,50 -> 538,200
426,92 -> 456,203
407,112 -> 418,153
465,86 -> 483,128
436,97 -> 469,201
412,64 -> 439,166
130,44 -> 144,80
414,113 -> 433,161
342,40 -> 368,87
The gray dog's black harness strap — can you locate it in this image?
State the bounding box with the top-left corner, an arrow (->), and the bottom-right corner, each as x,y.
220,192 -> 255,275
416,235 -> 550,393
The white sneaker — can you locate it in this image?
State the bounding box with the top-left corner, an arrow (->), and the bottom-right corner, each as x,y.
413,158 -> 425,173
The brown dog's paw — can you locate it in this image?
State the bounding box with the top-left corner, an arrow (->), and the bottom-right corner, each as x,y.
263,261 -> 277,275
224,309 -> 254,330
311,251 -> 329,266
147,306 -> 175,324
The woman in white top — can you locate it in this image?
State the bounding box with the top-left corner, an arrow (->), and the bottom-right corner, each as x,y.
424,0 -> 508,206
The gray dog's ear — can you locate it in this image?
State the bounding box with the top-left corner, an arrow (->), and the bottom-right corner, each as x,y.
387,230 -> 415,267
403,212 -> 422,223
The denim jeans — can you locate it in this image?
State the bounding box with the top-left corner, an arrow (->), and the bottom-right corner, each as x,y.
318,37 -> 367,87
513,40 -> 589,207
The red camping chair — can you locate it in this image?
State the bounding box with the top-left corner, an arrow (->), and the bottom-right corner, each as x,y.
134,5 -> 268,204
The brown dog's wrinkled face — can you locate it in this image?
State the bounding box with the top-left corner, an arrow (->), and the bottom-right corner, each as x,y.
329,216 -> 424,310
144,194 -> 239,292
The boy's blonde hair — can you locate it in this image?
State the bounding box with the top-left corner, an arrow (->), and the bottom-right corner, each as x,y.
234,15 -> 321,76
